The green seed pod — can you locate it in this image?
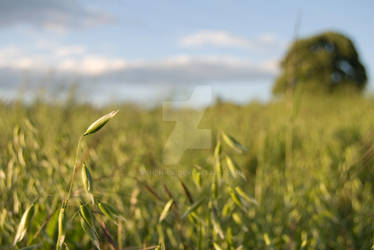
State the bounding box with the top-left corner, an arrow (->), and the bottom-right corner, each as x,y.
98,201 -> 118,222
214,141 -> 222,159
225,155 -> 239,178
229,188 -> 243,208
264,233 -> 271,246
221,132 -> 247,153
192,168 -> 201,188
83,110 -> 119,136
159,199 -> 174,223
13,203 -> 35,245
80,202 -> 95,227
81,163 -> 93,194
213,242 -> 223,250
56,207 -> 66,250
211,216 -> 224,239
181,199 -> 205,219
232,213 -> 242,225
226,227 -> 233,246
79,212 -> 100,249
235,186 -> 258,206
222,202 -> 233,217
215,158 -> 223,180
187,211 -> 199,225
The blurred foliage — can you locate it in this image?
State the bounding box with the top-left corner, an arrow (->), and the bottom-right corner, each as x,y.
273,31 -> 367,95
1,94 -> 374,249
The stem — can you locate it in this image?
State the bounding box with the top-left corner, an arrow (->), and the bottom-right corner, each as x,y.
65,135 -> 83,207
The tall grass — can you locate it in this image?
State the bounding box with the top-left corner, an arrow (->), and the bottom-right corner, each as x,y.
1,95 -> 374,249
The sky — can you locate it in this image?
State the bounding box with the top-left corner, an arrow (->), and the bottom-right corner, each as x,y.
0,0 -> 373,106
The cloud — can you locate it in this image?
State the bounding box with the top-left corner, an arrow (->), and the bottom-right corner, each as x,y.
101,55 -> 278,84
179,30 -> 283,50
0,46 -> 126,75
0,47 -> 46,70
54,45 -> 86,57
58,56 -> 127,75
0,45 -> 278,91
180,31 -> 249,48
0,0 -> 113,31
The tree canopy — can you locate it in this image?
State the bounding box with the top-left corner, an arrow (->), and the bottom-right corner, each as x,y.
273,31 -> 367,95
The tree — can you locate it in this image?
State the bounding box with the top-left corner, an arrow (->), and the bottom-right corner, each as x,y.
273,31 -> 367,95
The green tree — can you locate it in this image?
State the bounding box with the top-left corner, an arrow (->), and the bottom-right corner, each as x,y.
273,31 -> 367,95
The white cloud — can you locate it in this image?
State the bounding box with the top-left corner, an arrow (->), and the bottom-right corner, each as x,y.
0,47 -> 45,70
54,45 -> 86,57
58,56 -> 126,75
179,30 -> 283,50
180,31 -> 249,48
0,44 -> 279,90
0,46 -> 126,75
36,41 -> 86,57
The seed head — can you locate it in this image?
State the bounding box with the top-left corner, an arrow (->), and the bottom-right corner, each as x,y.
83,110 -> 119,136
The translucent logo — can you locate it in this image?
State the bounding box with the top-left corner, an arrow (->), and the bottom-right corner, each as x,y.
162,85 -> 212,164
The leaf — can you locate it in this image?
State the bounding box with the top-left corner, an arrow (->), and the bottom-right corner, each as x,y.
83,110 -> 119,136
159,199 -> 174,223
46,209 -> 59,241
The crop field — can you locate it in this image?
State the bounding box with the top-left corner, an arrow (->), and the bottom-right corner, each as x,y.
1,95 -> 374,249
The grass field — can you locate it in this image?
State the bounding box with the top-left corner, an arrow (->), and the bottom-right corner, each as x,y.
1,94 -> 374,249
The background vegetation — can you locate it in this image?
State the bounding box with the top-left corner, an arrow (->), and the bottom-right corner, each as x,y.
1,93 -> 374,249
273,31 -> 367,94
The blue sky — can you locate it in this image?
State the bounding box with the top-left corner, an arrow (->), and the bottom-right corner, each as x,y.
0,0 -> 373,105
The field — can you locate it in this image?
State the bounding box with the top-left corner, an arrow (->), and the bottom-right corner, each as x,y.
1,94 -> 374,249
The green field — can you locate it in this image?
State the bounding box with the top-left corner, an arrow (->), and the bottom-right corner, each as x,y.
1,95 -> 374,249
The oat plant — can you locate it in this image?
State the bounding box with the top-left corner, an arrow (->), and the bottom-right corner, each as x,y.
57,110 -> 119,250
